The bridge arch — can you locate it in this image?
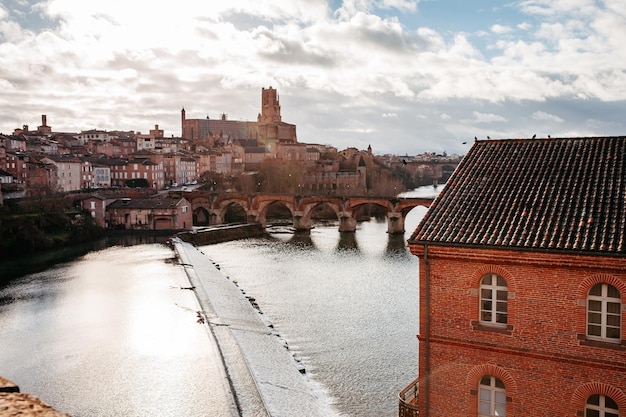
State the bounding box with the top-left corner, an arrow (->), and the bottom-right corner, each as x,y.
213,196 -> 250,225
184,191 -> 433,234
224,202 -> 247,223
257,200 -> 295,227
193,206 -> 211,226
297,199 -> 343,231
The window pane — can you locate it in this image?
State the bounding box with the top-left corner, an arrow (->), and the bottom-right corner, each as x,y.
482,289 -> 493,299
479,388 -> 491,400
606,327 -> 620,339
607,302 -> 621,314
497,301 -> 507,313
588,300 -> 601,312
605,396 -> 618,409
482,300 -> 493,311
495,391 -> 506,401
590,284 -> 603,296
585,410 -> 599,417
495,403 -> 506,416
482,311 -> 492,322
496,313 -> 507,324
606,413 -> 618,417
607,314 -> 620,327
482,275 -> 492,286
496,276 -> 507,287
607,285 -> 620,299
587,324 -> 601,336
479,376 -> 491,385
587,394 -> 600,406
479,401 -> 491,413
496,290 -> 508,301
588,312 -> 601,324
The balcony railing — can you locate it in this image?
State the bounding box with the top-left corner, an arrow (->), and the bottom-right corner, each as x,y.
398,377 -> 419,417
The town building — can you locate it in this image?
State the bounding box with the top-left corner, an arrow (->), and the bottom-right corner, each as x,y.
41,155 -> 82,192
105,197 -> 192,230
91,163 -> 111,188
77,129 -> 110,145
81,194 -> 117,228
400,136 -> 626,417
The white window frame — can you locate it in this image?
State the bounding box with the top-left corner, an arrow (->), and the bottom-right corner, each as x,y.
478,375 -> 506,417
480,273 -> 508,326
587,283 -> 621,343
585,394 -> 619,417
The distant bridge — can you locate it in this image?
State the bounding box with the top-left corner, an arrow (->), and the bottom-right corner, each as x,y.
184,192 -> 434,234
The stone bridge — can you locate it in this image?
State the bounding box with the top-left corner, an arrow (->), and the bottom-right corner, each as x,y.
186,192 -> 434,234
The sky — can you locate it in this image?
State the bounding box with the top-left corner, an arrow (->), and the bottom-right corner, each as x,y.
1,0 -> 625,156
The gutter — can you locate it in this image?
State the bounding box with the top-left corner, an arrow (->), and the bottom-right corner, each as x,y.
423,243 -> 431,416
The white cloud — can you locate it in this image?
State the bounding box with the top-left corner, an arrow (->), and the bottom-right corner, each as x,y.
491,24 -> 512,34
468,111 -> 507,124
532,111 -> 564,123
1,0 -> 626,156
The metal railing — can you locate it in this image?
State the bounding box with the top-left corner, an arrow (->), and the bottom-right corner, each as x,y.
398,377 -> 420,417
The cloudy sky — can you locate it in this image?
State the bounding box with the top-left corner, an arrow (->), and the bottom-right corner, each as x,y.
1,0 -> 625,156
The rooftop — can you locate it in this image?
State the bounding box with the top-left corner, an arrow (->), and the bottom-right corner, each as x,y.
107,197 -> 186,209
409,136 -> 626,255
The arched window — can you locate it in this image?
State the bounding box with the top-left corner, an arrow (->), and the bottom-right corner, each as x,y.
587,283 -> 621,342
479,375 -> 506,416
480,274 -> 508,326
585,394 -> 619,417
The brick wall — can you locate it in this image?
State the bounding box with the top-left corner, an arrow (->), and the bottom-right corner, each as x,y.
411,244 -> 626,416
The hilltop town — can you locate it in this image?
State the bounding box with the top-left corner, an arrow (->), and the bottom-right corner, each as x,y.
0,87 -> 461,201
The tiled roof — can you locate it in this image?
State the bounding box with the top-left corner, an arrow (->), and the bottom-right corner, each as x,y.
409,136 -> 626,255
107,198 -> 184,209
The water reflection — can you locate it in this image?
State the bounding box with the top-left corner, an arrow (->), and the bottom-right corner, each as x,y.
336,232 -> 359,251
287,231 -> 316,248
385,233 -> 411,256
0,243 -> 226,417
0,234 -> 171,283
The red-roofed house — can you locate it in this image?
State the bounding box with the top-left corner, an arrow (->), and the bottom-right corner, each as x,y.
105,197 -> 192,230
400,136 -> 626,417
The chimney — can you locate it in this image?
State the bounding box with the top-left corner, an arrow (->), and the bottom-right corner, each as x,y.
42,115 -> 47,126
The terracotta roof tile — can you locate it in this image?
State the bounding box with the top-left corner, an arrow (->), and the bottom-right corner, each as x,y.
409,136 -> 626,255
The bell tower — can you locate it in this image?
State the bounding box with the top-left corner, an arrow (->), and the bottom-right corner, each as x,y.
260,86 -> 281,124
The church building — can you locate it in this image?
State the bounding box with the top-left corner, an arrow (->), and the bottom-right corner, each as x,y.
180,86 -> 297,154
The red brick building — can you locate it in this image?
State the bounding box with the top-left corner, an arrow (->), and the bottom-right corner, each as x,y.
400,136 -> 626,417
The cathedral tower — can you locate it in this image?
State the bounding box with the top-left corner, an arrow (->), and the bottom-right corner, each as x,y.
259,86 -> 282,124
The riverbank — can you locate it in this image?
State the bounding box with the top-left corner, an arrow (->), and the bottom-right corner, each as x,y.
172,237 -> 335,417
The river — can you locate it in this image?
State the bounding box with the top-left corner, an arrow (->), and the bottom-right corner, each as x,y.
0,186 -> 439,417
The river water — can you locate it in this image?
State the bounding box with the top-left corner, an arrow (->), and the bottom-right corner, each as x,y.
0,186 -> 439,417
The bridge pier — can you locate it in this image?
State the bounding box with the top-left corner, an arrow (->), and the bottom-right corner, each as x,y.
209,210 -> 223,226
339,212 -> 357,232
248,211 -> 266,228
387,213 -> 405,234
293,211 -> 312,231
